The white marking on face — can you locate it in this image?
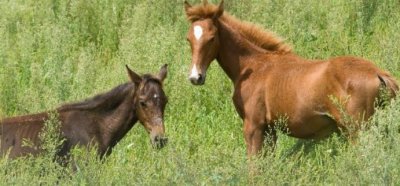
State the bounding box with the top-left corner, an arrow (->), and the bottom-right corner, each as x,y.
153,94 -> 159,99
194,25 -> 203,41
189,65 -> 200,79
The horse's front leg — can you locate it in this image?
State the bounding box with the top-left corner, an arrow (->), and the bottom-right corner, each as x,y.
243,118 -> 266,157
244,118 -> 278,157
264,125 -> 277,152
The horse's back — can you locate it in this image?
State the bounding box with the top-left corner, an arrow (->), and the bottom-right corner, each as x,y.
328,56 -> 398,95
263,55 -> 394,115
0,114 -> 47,158
236,54 -> 397,139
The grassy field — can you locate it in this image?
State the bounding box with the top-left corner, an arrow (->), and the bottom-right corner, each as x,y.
1,0 -> 400,185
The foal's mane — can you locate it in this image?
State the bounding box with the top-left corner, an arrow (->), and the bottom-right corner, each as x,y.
59,83 -> 135,112
186,2 -> 292,53
59,74 -> 162,112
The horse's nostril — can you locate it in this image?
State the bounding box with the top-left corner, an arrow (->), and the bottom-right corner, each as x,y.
156,136 -> 168,143
155,136 -> 161,142
190,77 -> 200,85
198,74 -> 204,82
189,74 -> 205,85
153,136 -> 168,149
161,137 -> 168,143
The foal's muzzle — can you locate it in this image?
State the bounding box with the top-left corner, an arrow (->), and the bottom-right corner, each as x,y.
151,135 -> 168,149
189,74 -> 205,85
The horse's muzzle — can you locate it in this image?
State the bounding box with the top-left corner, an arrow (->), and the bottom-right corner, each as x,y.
189,74 -> 205,85
151,135 -> 168,149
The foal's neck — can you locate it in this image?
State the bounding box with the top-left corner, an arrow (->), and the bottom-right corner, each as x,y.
100,93 -> 137,151
216,20 -> 266,84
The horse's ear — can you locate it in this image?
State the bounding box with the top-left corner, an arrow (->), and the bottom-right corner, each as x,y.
213,0 -> 224,19
126,65 -> 142,84
184,1 -> 192,14
203,0 -> 208,5
158,64 -> 168,82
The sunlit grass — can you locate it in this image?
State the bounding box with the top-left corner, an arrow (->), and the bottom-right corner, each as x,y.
1,0 -> 400,184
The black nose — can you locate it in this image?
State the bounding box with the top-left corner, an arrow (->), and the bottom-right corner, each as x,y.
189,74 -> 205,85
153,136 -> 168,149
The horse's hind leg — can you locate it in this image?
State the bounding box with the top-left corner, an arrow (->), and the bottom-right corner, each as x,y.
340,83 -> 379,139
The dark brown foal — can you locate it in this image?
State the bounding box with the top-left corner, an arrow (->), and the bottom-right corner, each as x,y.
1,65 -> 169,159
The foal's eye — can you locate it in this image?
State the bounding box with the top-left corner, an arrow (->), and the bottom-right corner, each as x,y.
139,100 -> 147,107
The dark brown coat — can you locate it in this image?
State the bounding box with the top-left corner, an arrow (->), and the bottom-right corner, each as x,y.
0,65 -> 169,158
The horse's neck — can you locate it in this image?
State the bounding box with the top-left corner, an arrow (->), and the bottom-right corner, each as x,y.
99,96 -> 137,149
216,20 -> 266,83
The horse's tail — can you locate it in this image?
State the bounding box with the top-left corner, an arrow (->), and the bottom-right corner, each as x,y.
377,72 -> 399,106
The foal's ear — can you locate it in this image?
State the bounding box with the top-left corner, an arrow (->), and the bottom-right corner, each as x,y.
213,0 -> 224,19
126,65 -> 142,84
158,64 -> 168,82
184,1 -> 192,13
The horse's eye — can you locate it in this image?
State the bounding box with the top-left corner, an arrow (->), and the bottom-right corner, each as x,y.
139,100 -> 147,107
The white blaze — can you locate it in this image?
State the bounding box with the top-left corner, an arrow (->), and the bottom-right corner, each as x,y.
194,25 -> 203,41
189,65 -> 200,79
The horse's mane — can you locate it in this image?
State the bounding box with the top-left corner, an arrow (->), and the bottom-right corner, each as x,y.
59,74 -> 162,112
220,14 -> 292,53
59,83 -> 135,112
185,2 -> 292,53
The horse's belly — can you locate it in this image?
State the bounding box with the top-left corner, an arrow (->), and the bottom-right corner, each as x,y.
285,114 -> 338,139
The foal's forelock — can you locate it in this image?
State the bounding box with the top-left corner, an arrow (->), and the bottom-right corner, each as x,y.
185,1 -> 291,54
185,2 -> 221,22
138,76 -> 163,92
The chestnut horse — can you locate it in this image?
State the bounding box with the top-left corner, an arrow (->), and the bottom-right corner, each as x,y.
184,1 -> 398,156
1,65 -> 168,159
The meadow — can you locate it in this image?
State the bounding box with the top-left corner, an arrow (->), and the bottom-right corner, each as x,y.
1,0 -> 400,185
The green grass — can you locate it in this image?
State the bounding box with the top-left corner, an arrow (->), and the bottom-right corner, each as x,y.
1,0 -> 400,185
